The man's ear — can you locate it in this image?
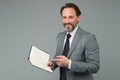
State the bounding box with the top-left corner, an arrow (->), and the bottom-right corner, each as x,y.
77,16 -> 81,22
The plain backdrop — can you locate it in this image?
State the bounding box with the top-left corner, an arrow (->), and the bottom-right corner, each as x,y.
0,0 -> 120,80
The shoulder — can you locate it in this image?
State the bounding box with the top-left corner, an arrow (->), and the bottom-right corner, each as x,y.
58,31 -> 65,36
57,31 -> 66,39
78,27 -> 97,43
78,27 -> 95,37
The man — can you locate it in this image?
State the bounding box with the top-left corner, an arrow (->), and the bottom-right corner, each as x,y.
47,3 -> 100,80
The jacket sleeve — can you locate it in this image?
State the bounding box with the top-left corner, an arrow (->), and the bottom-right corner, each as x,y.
52,33 -> 62,70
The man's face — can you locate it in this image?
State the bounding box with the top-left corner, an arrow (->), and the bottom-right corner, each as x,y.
61,8 -> 80,32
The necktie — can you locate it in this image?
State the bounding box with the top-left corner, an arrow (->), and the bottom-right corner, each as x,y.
60,33 -> 71,80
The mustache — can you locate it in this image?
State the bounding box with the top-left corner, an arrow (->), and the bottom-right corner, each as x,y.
64,23 -> 73,26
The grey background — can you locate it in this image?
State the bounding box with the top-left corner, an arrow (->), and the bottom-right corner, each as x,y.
0,0 -> 120,80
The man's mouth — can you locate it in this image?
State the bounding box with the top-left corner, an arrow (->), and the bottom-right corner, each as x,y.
64,23 -> 72,26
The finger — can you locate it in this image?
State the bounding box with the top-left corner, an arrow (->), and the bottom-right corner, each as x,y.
51,59 -> 58,61
51,59 -> 61,62
56,55 -> 65,59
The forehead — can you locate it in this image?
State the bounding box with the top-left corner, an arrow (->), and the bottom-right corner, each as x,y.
62,8 -> 76,16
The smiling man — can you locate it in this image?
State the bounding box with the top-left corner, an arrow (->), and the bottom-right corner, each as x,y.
47,3 -> 100,80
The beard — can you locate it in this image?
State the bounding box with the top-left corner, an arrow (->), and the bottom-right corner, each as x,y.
63,23 -> 76,32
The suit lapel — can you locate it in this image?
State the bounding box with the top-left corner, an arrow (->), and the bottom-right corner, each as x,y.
67,27 -> 83,57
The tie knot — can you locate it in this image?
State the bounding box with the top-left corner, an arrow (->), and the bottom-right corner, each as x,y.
67,34 -> 71,39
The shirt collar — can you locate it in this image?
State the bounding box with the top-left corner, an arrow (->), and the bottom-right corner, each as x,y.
67,25 -> 78,36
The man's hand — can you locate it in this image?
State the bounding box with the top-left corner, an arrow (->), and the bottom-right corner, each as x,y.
51,56 -> 69,67
47,61 -> 54,70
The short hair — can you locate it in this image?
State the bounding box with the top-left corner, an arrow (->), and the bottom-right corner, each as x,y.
60,3 -> 81,16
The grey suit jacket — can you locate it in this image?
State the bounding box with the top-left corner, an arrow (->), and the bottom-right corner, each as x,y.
53,27 -> 100,80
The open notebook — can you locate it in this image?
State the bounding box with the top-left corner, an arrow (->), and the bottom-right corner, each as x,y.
28,45 -> 53,73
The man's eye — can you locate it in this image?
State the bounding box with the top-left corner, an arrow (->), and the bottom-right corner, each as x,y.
69,16 -> 73,19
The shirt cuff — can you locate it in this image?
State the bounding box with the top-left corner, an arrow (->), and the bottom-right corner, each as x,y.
68,60 -> 71,69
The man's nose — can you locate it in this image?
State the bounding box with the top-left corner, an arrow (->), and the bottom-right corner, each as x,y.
64,18 -> 70,23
